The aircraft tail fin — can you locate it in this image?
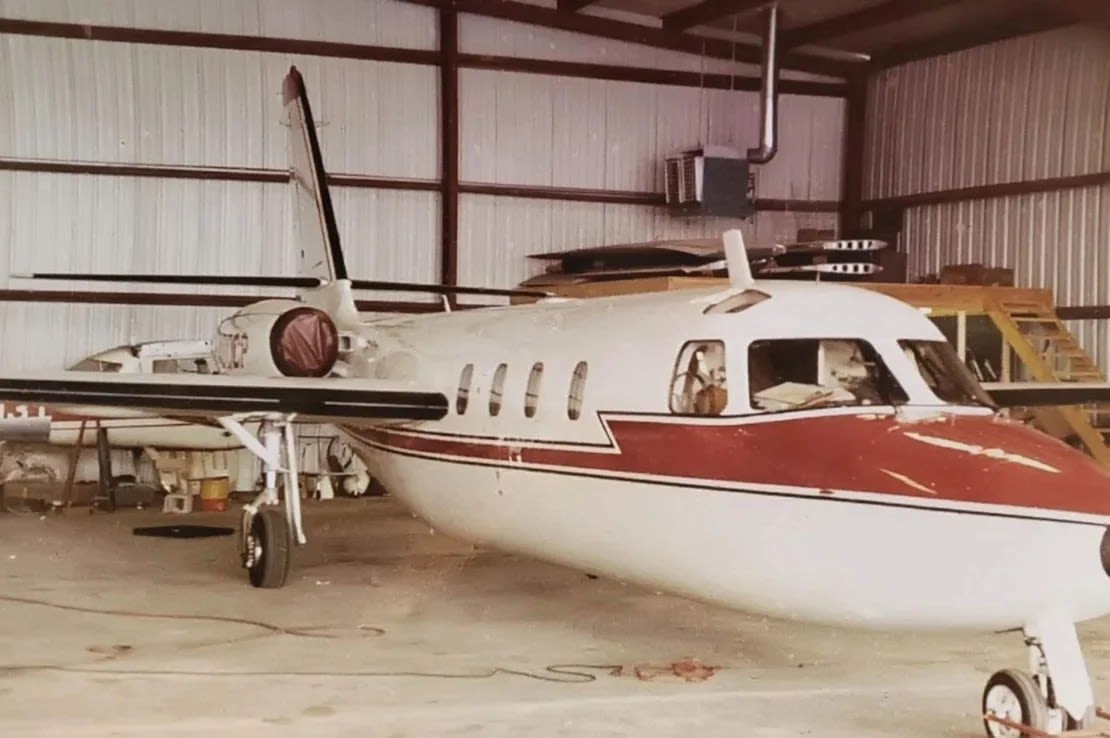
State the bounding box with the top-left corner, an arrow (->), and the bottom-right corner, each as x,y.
723,229 -> 755,290
283,66 -> 348,283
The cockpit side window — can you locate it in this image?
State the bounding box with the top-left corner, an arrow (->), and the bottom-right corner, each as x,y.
748,338 -> 907,412
899,340 -> 995,407
669,340 -> 728,415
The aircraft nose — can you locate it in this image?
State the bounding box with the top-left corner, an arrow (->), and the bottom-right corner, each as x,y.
1101,527 -> 1110,578
884,415 -> 1110,518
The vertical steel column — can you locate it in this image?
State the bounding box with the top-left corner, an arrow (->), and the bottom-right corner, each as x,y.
440,4 -> 460,301
839,72 -> 868,236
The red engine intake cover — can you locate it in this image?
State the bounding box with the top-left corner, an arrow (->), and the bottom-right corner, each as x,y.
269,307 -> 339,377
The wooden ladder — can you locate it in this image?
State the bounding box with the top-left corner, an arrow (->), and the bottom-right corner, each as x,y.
988,296 -> 1110,468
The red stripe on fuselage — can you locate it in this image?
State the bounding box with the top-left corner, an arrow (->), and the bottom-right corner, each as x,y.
351,413 -> 1110,517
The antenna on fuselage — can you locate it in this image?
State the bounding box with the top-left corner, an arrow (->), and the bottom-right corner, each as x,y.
723,229 -> 755,290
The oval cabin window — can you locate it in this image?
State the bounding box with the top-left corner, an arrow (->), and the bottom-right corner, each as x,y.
489,363 -> 508,416
456,363 -> 474,414
568,361 -> 587,420
525,363 -> 543,418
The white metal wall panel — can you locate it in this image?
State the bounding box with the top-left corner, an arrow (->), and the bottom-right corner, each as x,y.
457,4 -> 840,84
330,188 -> 441,294
0,302 -> 234,373
0,35 -> 439,177
457,193 -> 837,299
902,185 -> 1110,371
0,0 -> 438,49
0,172 -> 438,283
0,170 -> 439,369
461,69 -> 845,199
864,26 -> 1110,199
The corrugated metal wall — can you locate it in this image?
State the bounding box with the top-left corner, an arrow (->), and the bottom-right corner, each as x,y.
458,68 -> 844,292
864,25 -> 1110,368
0,0 -> 843,369
865,25 -> 1109,199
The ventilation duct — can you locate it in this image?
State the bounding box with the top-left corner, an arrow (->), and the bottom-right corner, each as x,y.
747,3 -> 780,165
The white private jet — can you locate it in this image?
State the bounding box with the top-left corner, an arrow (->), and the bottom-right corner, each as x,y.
6,67 -> 1110,737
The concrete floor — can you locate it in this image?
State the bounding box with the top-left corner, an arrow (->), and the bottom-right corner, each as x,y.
1,498 -> 1109,738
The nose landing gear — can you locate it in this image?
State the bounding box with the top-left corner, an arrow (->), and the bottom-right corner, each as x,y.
982,620 -> 1101,737
219,414 -> 304,589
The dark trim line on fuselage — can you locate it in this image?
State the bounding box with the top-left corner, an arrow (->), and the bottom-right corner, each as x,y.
347,429 -> 1109,529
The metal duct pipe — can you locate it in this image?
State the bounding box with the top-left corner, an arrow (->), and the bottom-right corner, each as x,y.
746,3 -> 780,164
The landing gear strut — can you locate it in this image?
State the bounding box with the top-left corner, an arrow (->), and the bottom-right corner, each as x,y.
219,414 -> 304,589
983,622 -> 1098,737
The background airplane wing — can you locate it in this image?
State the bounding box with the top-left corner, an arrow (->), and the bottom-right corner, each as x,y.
982,382 -> 1110,407
0,371 -> 447,424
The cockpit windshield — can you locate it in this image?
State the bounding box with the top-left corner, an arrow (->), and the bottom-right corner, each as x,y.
899,340 -> 995,407
748,338 -> 908,412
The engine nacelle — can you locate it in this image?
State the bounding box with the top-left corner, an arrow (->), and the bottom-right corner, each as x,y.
213,300 -> 339,377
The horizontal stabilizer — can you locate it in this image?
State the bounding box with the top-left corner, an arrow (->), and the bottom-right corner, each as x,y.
18,273 -> 317,288
15,273 -> 550,299
0,372 -> 448,424
982,382 -> 1110,407
347,279 -> 549,299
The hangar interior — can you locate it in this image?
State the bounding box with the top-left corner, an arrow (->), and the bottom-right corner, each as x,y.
0,1 -> 1109,736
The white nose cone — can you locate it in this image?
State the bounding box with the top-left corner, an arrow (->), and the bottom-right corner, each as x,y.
723,229 -> 754,290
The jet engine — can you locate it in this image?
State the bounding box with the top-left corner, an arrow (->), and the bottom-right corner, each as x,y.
212,300 -> 340,378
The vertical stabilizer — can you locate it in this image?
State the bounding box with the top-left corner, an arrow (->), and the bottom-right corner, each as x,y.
283,66 -> 348,282
723,229 -> 754,290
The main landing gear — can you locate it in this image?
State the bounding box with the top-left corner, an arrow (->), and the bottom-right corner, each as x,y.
218,414 -> 305,589
982,620 -> 1104,737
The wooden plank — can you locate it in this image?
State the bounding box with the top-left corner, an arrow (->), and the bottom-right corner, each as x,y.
513,277 -> 1057,316
856,283 -> 1054,313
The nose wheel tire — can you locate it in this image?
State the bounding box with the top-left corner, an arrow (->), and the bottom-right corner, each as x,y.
244,507 -> 291,589
983,669 -> 1048,738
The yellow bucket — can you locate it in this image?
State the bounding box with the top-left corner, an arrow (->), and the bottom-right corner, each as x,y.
197,477 -> 230,512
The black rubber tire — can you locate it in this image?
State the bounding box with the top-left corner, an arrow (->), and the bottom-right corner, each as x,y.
982,669 -> 1049,738
247,508 -> 291,589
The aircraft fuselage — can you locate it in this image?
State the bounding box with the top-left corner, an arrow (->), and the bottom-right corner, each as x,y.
338,281 -> 1110,632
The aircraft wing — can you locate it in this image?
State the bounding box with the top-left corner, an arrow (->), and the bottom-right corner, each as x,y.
0,371 -> 448,424
982,382 -> 1110,407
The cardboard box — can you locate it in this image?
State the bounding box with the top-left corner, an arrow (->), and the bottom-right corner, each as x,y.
939,264 -> 1014,286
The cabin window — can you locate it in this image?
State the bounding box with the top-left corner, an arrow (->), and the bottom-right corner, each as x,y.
899,340 -> 994,407
748,338 -> 907,412
568,361 -> 588,420
525,363 -> 543,418
489,363 -> 508,416
456,363 -> 474,414
669,340 -> 728,415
